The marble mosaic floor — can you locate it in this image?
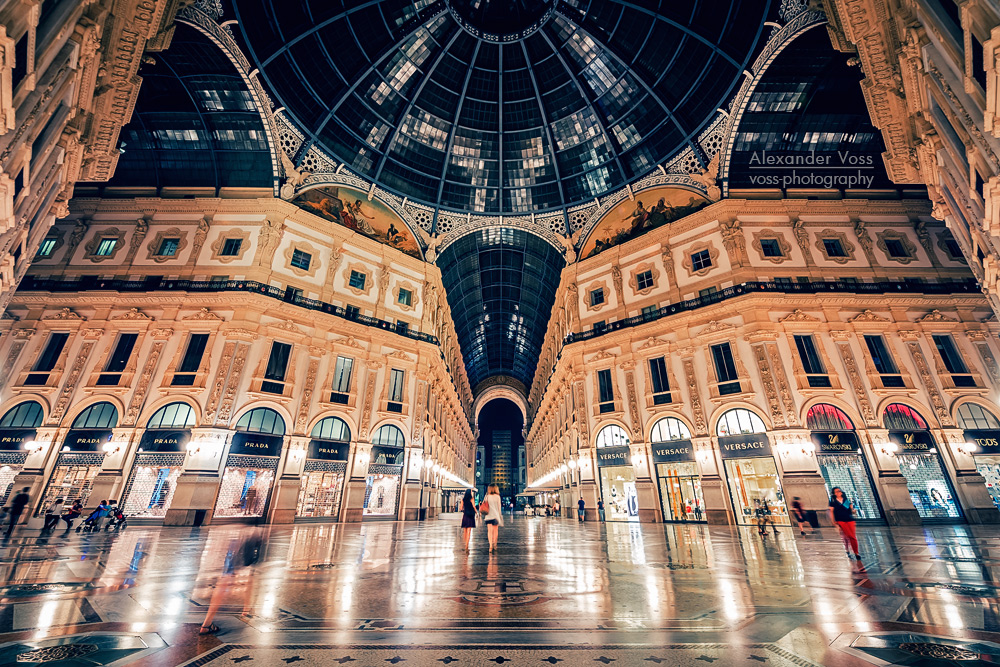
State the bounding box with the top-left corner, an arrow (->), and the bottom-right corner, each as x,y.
2,516 -> 1000,665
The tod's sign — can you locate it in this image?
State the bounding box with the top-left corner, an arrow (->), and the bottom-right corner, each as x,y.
718,434 -> 771,459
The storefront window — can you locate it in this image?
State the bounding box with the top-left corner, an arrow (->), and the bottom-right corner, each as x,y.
297,416 -> 351,519
364,425 -> 405,518
808,404 -> 883,521
595,424 -> 637,521
122,402 -> 195,518
960,402 -> 1000,511
0,401 -> 41,506
39,402 -> 118,512
717,408 -> 788,525
650,417 -> 703,522
216,407 -> 285,519
885,403 -> 962,521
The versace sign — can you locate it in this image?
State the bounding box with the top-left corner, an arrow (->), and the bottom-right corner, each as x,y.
810,431 -> 860,454
229,433 -> 283,457
651,440 -> 695,463
596,445 -> 630,467
718,434 -> 771,459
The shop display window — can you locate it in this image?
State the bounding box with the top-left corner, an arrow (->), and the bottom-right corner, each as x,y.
598,465 -> 639,521
657,462 -> 704,522
121,453 -> 186,517
816,454 -> 881,520
723,457 -> 789,525
215,455 -> 277,518
897,453 -> 962,519
297,461 -> 347,518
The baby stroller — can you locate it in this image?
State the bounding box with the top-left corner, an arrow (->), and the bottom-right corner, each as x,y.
104,505 -> 127,532
76,506 -> 104,533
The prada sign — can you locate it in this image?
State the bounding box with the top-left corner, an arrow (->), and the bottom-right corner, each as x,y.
888,430 -> 934,452
63,430 -> 113,452
0,429 -> 36,450
230,433 -> 283,457
596,445 -> 630,467
139,430 -> 189,453
963,430 -> 1000,455
308,439 -> 349,461
651,440 -> 695,463
718,434 -> 771,459
810,431 -> 860,454
371,446 -> 404,466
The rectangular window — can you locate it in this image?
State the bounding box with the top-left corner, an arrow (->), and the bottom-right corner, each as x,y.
25,332 -> 68,385
345,304 -> 360,318
691,249 -> 712,271
97,333 -> 138,386
262,341 -> 291,394
699,286 -> 718,298
972,35 -> 988,91
823,238 -> 846,257
95,238 -> 117,256
11,33 -> 27,91
388,368 -> 405,411
172,333 -> 209,386
589,288 -> 605,307
220,238 -> 242,256
794,334 -> 831,387
760,239 -> 783,257
284,286 -> 303,301
635,270 -> 654,291
641,304 -> 658,317
37,238 -> 57,258
398,288 -> 412,306
649,357 -> 671,405
348,270 -> 366,290
933,334 -> 975,386
864,334 -> 904,388
331,356 -> 353,403
156,238 -> 180,257
711,342 -> 741,395
597,368 -> 615,412
884,238 -> 909,258
290,249 -> 311,270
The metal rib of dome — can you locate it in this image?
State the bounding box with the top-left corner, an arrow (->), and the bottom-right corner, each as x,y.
232,0 -> 775,214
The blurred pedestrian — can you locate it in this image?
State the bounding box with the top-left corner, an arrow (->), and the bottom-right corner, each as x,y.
5,487 -> 29,537
460,488 -> 476,553
578,497 -> 585,522
200,530 -> 263,634
791,496 -> 812,536
597,499 -> 605,522
62,499 -> 82,532
480,484 -> 503,553
43,497 -> 64,530
829,487 -> 860,560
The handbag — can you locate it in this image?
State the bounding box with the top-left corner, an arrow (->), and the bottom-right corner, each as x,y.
479,499 -> 489,514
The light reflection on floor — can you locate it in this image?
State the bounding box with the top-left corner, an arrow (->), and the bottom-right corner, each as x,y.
2,516 -> 1000,664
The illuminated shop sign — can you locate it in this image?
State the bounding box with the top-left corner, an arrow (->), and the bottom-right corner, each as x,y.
596,445 -> 630,467
138,430 -> 190,452
370,446 -> 404,466
888,431 -> 934,452
651,440 -> 695,463
308,440 -> 349,461
810,431 -> 860,454
0,429 -> 36,450
718,434 -> 771,459
962,430 -> 1000,455
62,430 -> 113,452
229,433 -> 283,456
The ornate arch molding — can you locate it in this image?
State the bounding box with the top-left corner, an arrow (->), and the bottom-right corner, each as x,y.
436,218 -> 566,258
473,385 -> 528,432
176,2 -> 282,194
716,8 -> 829,191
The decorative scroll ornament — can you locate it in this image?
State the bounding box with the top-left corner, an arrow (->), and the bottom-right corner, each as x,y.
850,310 -> 890,323
183,308 -> 223,321
779,309 -> 820,323
42,308 -> 84,321
110,308 -> 151,321
917,309 -> 957,323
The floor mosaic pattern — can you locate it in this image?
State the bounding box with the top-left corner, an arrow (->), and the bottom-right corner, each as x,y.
1,516 -> 1000,664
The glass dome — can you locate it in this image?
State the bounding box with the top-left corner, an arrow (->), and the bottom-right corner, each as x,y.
233,0 -> 776,213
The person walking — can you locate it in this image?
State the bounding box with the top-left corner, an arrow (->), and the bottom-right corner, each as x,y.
480,484 -> 503,553
597,499 -> 606,522
577,497 -> 586,522
43,498 -> 64,531
791,497 -> 812,536
829,487 -> 861,560
460,488 -> 477,553
62,500 -> 82,532
553,499 -> 560,517
6,487 -> 30,537
200,530 -> 263,635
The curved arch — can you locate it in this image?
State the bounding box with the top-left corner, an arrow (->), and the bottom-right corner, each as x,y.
805,403 -> 855,431
437,223 -> 565,259
800,396 -> 863,432
371,423 -> 406,448
0,401 -> 44,429
71,402 -> 120,430
306,411 -> 358,440
310,416 -> 351,442
648,415 -> 693,443
882,403 -> 930,431
474,385 -> 528,429
232,402 -> 294,433
954,400 -> 1000,430
715,407 -> 768,436
146,402 -> 198,429
875,396 -> 938,429
594,422 -> 631,448
234,407 -> 287,436
65,396 -> 125,429
0,395 -> 49,426
709,402 -> 771,435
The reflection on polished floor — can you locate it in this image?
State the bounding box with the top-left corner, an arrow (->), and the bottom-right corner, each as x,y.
4,516 -> 1000,665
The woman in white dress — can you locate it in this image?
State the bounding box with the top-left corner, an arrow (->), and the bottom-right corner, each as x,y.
480,484 -> 504,553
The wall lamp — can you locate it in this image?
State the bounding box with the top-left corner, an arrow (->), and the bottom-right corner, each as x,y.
777,442 -> 815,458
187,439 -> 222,457
880,443 -> 899,457
956,442 -> 979,457
22,440 -> 45,454
567,458 -> 577,469
101,442 -> 121,455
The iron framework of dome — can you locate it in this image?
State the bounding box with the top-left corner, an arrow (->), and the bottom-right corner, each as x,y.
232,0 -> 776,215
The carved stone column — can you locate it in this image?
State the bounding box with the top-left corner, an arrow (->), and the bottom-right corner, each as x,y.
164,428 -> 230,526
268,435 -> 308,524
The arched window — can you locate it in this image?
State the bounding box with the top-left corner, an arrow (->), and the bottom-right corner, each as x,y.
234,407 -> 286,436
650,417 -> 691,442
311,416 -> 351,442
883,403 -> 928,430
806,404 -> 854,431
72,402 -> 119,429
146,402 -> 196,429
0,401 -> 43,429
716,408 -> 766,436
372,424 -> 404,447
956,403 -> 1000,430
595,424 -> 630,448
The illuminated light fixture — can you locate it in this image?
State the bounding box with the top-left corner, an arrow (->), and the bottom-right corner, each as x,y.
432,463 -> 440,473
956,442 -> 979,457
61,446 -> 70,452
630,453 -> 643,466
880,443 -> 898,456
424,458 -> 434,469
567,459 -> 577,469
696,449 -> 712,463
101,442 -> 121,455
22,440 -> 45,454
